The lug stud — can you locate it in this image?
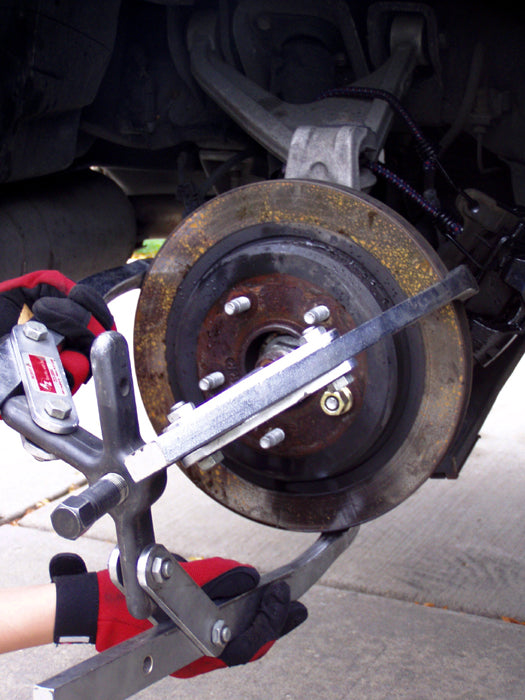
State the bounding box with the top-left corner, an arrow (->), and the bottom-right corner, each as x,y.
303,304 -> 330,325
259,427 -> 285,449
224,296 -> 251,316
199,371 -> 225,391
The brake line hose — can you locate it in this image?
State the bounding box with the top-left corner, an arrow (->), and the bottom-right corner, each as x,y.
317,85 -> 479,210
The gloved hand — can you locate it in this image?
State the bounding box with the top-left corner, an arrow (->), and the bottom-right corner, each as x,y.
51,553 -> 307,677
0,270 -> 115,393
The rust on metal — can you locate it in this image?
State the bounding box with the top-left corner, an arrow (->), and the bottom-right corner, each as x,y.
196,273 -> 366,458
134,180 -> 470,532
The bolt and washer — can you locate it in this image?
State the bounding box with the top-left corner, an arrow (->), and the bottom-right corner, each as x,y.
44,398 -> 72,420
21,436 -> 56,461
23,320 -> 48,341
211,619 -> 232,645
259,427 -> 285,449
199,371 -> 225,391
151,556 -> 174,584
224,296 -> 251,316
320,386 -> 354,416
303,304 -> 330,325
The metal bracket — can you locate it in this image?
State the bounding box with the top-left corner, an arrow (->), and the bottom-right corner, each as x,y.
137,544 -> 228,657
285,125 -> 373,189
11,322 -> 78,434
34,528 -> 358,700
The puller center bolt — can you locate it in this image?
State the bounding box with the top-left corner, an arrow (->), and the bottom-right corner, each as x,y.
224,296 -> 251,316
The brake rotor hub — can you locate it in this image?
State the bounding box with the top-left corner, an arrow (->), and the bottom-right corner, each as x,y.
195,271 -> 369,466
134,180 -> 471,531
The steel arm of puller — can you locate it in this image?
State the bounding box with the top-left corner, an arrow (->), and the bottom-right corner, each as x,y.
2,264 -> 476,616
1,330 -> 165,620
34,528 -> 358,700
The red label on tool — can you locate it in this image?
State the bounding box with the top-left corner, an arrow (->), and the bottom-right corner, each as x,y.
24,353 -> 67,395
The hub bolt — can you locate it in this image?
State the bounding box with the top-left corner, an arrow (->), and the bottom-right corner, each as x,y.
224,296 -> 251,316
303,304 -> 330,325
259,427 -> 285,449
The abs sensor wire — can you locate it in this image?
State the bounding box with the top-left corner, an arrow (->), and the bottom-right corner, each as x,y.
318,86 -> 437,173
315,85 -> 495,259
316,85 -> 479,211
368,160 -> 464,237
368,160 -> 491,272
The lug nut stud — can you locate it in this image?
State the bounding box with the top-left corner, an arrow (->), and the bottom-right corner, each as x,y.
224,296 -> 251,316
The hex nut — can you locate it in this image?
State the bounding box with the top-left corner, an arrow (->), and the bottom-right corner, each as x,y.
320,386 -> 354,416
22,320 -> 48,341
44,398 -> 72,420
151,556 -> 174,583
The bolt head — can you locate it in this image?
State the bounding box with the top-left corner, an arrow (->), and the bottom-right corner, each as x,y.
51,497 -> 97,540
23,320 -> 48,341
211,620 -> 231,645
166,401 -> 195,426
44,398 -> 72,420
196,450 -> 224,472
300,325 -> 327,343
151,555 -> 174,583
161,558 -> 174,579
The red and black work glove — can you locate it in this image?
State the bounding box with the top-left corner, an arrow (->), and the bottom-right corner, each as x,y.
51,553 -> 307,677
0,270 -> 115,393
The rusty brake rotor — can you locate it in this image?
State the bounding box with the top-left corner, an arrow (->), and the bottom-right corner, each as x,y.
134,180 -> 471,532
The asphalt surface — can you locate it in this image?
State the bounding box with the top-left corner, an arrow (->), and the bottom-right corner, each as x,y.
0,290 -> 523,699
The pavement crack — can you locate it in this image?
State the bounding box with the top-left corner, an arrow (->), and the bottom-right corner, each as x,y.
316,578 -> 525,627
0,479 -> 87,526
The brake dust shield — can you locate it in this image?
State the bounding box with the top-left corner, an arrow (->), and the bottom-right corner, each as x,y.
134,180 -> 471,532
